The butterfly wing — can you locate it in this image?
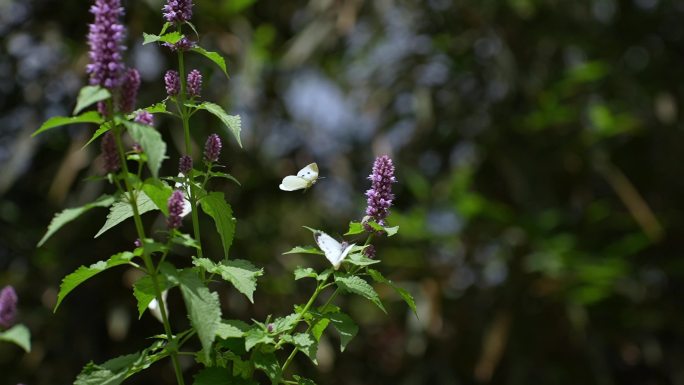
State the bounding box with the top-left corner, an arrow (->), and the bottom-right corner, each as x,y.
279,175 -> 310,191
314,231 -> 354,270
297,163 -> 319,183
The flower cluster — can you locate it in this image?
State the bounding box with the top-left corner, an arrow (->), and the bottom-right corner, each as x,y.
365,155 -> 397,227
86,0 -> 126,89
0,286 -> 18,329
134,110 -> 154,126
164,70 -> 180,97
167,190 -> 185,229
163,0 -> 193,23
163,37 -> 196,52
101,131 -> 120,173
187,69 -> 202,98
204,134 -> 222,162
119,68 -> 141,113
179,155 -> 193,174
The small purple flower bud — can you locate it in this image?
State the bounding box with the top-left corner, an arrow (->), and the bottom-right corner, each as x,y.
167,190 -> 185,229
267,323 -> 274,333
119,68 -> 141,113
179,155 -> 193,174
362,244 -> 376,259
134,110 -> 154,126
132,143 -> 143,153
163,0 -> 193,23
204,134 -> 222,162
163,37 -> 195,52
164,70 -> 180,97
364,155 -> 397,228
134,238 -> 142,248
101,131 -> 120,173
0,286 -> 18,329
86,0 -> 127,89
186,69 -> 202,98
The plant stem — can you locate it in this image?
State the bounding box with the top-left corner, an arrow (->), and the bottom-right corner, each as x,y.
112,124 -> 186,385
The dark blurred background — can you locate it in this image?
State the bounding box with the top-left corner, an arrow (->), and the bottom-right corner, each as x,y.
2,0 -> 684,384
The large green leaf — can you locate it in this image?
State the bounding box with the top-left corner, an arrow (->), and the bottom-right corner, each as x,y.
327,312 -> 358,352
194,102 -> 242,147
334,274 -> 386,313
367,269 -> 417,316
253,350 -> 282,384
73,86 -> 111,115
199,192 -> 236,258
244,327 -> 274,351
121,120 -> 167,178
283,332 -> 317,364
216,320 -> 250,339
294,267 -> 318,280
74,342 -> 166,385
193,258 -> 262,302
33,111 -> 102,137
141,179 -> 173,215
54,251 -> 136,311
177,269 -> 222,362
191,47 -> 229,78
38,195 -> 116,246
0,324 -> 31,352
95,191 -> 158,238
132,275 -> 175,319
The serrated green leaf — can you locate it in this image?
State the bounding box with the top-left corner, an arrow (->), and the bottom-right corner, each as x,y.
38,194 -> 115,247
253,350 -> 281,384
367,269 -> 417,316
73,86 -> 111,115
192,46 -> 229,78
334,274 -> 386,313
199,192 -> 236,258
74,342 -> 166,385
121,120 -> 166,178
142,31 -> 182,45
132,275 -> 174,319
143,101 -> 167,114
293,375 -> 317,385
244,327 -> 274,351
55,251 -> 135,311
195,102 -> 242,147
193,258 -> 262,302
193,367 -> 258,385
33,111 -> 103,137
171,232 -> 201,250
82,122 -> 112,150
345,252 -> 381,267
207,171 -> 241,185
283,246 -> 324,255
95,192 -> 158,238
291,332 -> 317,363
270,313 -> 299,334
177,269 -> 222,362
345,221 -> 364,236
384,225 -> 399,236
294,267 -> 318,280
216,320 -> 250,339
310,318 -> 330,342
0,324 -> 31,352
328,312 -> 358,352
141,179 -> 172,215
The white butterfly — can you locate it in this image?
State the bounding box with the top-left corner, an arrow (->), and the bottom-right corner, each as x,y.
279,163 -> 319,191
314,231 -> 355,270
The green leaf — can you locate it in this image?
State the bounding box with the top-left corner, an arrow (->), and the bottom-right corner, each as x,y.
270,313 -> 299,334
193,258 -> 262,302
216,320 -> 250,339
207,171 -> 241,185
143,101 -> 167,114
142,31 -> 182,45
95,191 -> 158,238
82,122 -> 112,150
195,102 -> 242,147
192,46 -> 229,78
171,232 -> 201,250
291,332 -> 317,363
176,269 -> 222,362
310,318 -> 330,341
334,273 -> 386,313
132,275 -> 175,319
193,367 -> 258,385
33,111 -> 102,137
345,252 -> 381,268
294,267 -> 318,280
38,195 -> 116,247
367,269 -> 417,316
283,246 -> 324,255
55,251 -> 135,311
0,324 -> 31,352
293,375 -> 317,385
121,120 -> 167,178
244,327 -> 274,351
253,350 -> 281,384
345,221 -> 364,236
74,342 -> 166,385
73,86 -> 111,115
363,218 -> 399,236
328,312 -> 358,352
199,192 -> 236,258
141,179 -> 173,215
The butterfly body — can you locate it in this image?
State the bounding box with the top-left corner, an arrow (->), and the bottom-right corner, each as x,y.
279,163 -> 319,191
314,231 -> 355,270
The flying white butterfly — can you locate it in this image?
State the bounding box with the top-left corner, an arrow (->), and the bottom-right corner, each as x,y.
314,231 -> 355,270
279,163 -> 319,191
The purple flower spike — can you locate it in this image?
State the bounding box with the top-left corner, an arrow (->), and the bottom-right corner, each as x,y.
164,70 -> 180,97
163,0 -> 193,23
163,37 -> 196,52
101,131 -> 120,173
119,68 -> 141,113
179,155 -> 193,174
167,190 -> 185,229
363,244 -> 376,259
187,69 -> 202,98
204,134 -> 222,162
364,155 -> 397,227
86,0 -> 126,89
134,110 -> 154,126
0,286 -> 18,329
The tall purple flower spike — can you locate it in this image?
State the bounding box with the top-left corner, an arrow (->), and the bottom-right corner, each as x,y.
179,155 -> 193,174
204,134 -> 222,162
0,286 -> 18,329
163,0 -> 193,23
167,190 -> 185,229
119,68 -> 141,113
187,69 -> 202,98
365,155 -> 397,227
164,70 -> 180,97
101,131 -> 120,173
86,0 -> 126,89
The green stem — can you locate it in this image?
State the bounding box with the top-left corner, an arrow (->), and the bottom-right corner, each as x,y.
112,124 -> 186,385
